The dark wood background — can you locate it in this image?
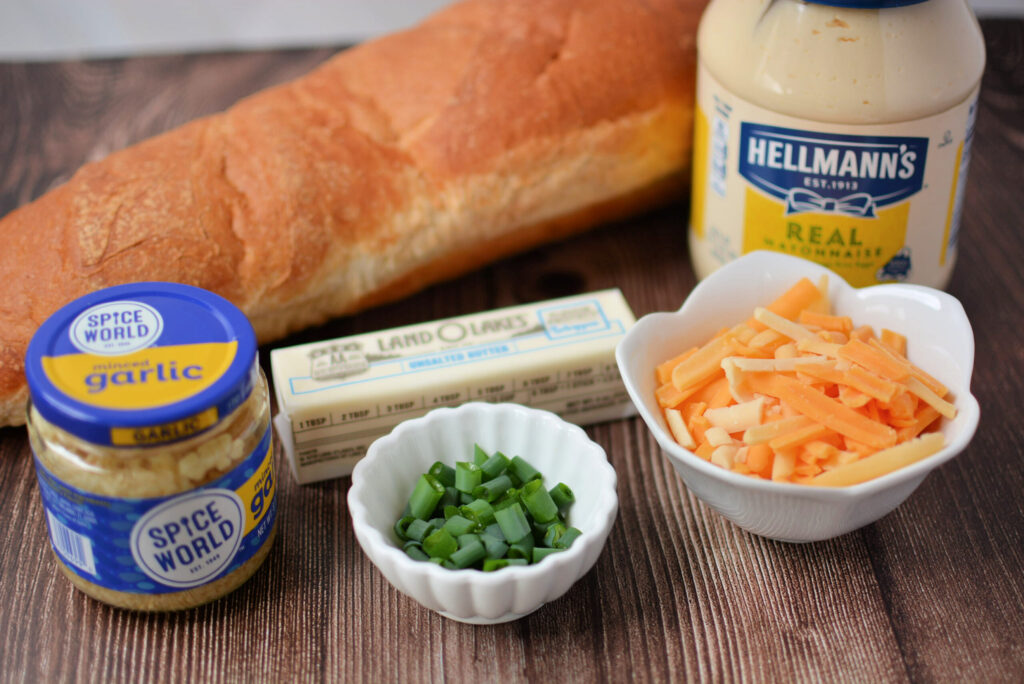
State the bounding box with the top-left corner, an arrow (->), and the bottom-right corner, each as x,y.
1,20 -> 1022,684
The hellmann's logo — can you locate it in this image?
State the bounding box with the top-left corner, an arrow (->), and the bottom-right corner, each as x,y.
738,123 -> 928,218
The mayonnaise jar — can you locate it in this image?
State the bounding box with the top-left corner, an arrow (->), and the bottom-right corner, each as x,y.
25,283 -> 277,610
688,0 -> 985,288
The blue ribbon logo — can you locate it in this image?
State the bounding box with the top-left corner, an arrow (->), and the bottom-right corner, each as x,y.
785,189 -> 876,217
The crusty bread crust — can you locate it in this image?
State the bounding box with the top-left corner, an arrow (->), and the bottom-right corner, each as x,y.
0,0 -> 702,427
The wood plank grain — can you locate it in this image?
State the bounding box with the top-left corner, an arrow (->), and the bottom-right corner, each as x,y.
0,50 -> 336,210
859,20 -> 1024,684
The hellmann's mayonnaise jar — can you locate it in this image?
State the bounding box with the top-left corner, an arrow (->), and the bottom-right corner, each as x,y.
25,282 -> 277,610
688,0 -> 985,288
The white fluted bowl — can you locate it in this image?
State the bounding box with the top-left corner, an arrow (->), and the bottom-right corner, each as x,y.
348,402 -> 618,624
616,251 -> 980,543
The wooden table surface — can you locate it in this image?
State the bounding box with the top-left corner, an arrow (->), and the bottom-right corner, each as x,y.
1,19 -> 1022,684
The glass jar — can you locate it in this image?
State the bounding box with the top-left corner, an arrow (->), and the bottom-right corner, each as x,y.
688,0 -> 986,288
25,282 -> 277,611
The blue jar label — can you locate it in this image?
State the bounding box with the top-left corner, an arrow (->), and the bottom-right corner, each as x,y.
738,123 -> 929,218
34,425 -> 275,594
690,60 -> 979,289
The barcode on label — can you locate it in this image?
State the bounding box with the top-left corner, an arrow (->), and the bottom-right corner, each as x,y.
46,511 -> 96,575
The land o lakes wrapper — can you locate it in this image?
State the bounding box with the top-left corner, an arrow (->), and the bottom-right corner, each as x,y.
272,289 -> 637,484
24,282 -> 277,611
688,0 -> 986,289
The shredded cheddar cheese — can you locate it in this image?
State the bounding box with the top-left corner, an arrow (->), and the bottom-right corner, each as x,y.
654,277 -> 954,487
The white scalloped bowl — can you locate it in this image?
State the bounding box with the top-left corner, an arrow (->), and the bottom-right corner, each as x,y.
348,402 -> 618,623
616,251 -> 980,542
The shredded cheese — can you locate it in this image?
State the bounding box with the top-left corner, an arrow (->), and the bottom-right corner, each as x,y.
652,278 -> 956,487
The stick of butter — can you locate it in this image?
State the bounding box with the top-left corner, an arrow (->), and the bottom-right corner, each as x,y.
270,289 -> 637,484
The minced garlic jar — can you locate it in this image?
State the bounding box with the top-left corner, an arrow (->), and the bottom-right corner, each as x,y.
25,282 -> 277,611
688,0 -> 986,288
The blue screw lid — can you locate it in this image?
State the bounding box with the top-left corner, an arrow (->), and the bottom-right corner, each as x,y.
25,282 -> 258,447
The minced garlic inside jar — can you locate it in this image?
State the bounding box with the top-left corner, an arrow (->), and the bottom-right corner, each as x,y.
24,283 -> 278,611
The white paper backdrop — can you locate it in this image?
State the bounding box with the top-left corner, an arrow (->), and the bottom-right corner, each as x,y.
0,1 -> 453,61
0,0 -> 1019,62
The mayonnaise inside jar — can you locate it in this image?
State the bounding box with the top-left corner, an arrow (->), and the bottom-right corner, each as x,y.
688,0 -> 986,288
25,282 -> 277,611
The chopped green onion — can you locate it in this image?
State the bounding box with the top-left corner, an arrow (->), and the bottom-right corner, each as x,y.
394,515 -> 416,542
473,474 -> 513,503
520,479 -> 559,524
408,474 -> 445,520
422,528 -> 458,560
455,461 -> 483,494
532,546 -> 564,563
531,518 -> 561,544
405,518 -> 433,543
396,443 -> 577,571
494,502 -> 531,544
460,498 -> 496,527
507,534 -> 534,560
457,533 -> 481,548
492,488 -> 521,511
429,461 -> 456,488
483,558 -> 528,571
449,540 -> 486,569
404,542 -> 430,562
549,483 -> 575,512
480,533 -> 509,559
509,456 -> 541,483
442,514 -> 477,537
480,452 -> 510,480
439,486 -> 460,509
555,526 -> 582,549
542,522 -> 567,548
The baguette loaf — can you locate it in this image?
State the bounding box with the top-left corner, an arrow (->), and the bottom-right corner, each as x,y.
0,0 -> 703,427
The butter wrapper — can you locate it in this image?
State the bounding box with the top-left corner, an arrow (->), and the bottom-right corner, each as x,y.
270,289 -> 637,484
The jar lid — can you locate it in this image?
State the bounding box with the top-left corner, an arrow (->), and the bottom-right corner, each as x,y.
802,0 -> 928,7
25,282 -> 258,447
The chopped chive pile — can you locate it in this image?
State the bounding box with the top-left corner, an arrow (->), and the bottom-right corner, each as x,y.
394,444 -> 579,571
